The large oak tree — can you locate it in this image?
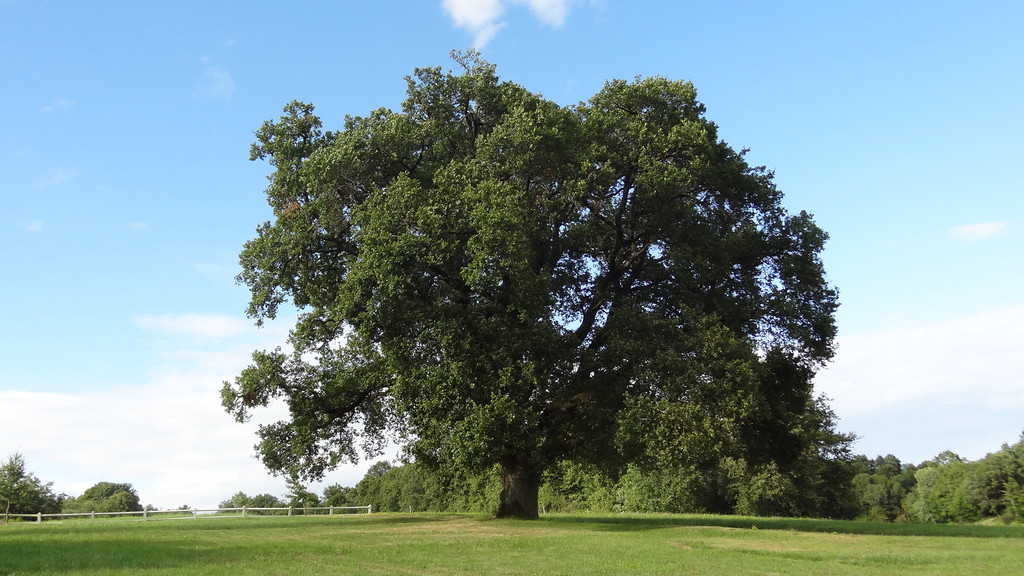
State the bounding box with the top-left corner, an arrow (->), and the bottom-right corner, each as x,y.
222,52 -> 839,518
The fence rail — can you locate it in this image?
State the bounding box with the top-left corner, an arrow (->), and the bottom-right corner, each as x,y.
4,505 -> 372,523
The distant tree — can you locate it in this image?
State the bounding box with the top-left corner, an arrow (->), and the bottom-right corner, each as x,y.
362,462 -> 394,481
247,493 -> 286,509
539,461 -> 617,514
1,453 -> 63,521
929,451 -> 965,467
907,466 -> 939,523
350,462 -> 400,512
286,474 -> 322,511
62,482 -> 142,513
905,437 -> 1024,524
976,435 -> 1024,522
347,460 -> 498,513
223,51 -> 841,519
849,454 -> 917,521
219,491 -> 287,513
218,491 -> 251,509
322,484 -> 355,507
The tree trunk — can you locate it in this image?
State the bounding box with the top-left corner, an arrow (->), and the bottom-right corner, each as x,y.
496,457 -> 540,519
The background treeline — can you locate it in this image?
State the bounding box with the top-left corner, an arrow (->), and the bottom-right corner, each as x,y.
309,434 -> 1023,524
5,434 -> 1022,523
852,439 -> 1024,524
1,453 -> 144,520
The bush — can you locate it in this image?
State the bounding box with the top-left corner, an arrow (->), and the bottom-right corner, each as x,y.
730,461 -> 799,517
62,482 -> 142,513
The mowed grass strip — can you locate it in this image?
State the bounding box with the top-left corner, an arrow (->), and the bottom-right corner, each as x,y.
1,513 -> 1021,575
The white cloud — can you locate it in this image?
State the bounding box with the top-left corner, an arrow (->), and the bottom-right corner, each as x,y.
197,65 -> 235,100
441,0 -> 575,47
40,98 -> 76,114
33,167 -> 79,188
949,221 -> 1007,241
132,313 -> 254,340
0,313 -> 383,509
443,0 -> 506,47
521,0 -> 572,27
127,221 -> 148,230
0,363 -> 301,509
24,219 -> 44,232
192,261 -> 239,286
815,304 -> 1024,461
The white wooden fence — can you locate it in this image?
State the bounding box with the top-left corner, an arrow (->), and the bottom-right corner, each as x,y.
5,505 -> 372,523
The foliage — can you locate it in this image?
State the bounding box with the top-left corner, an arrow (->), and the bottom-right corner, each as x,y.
223,50 -> 841,518
261,433 -> 1022,524
339,455 -> 857,518
538,460 -> 618,513
346,460 -> 500,513
908,453 -> 983,523
849,454 -> 918,521
62,482 -> 142,514
905,437 -> 1024,524
285,475 -> 322,511
976,437 -> 1024,522
217,491 -> 286,512
321,483 -> 356,507
0,453 -> 63,519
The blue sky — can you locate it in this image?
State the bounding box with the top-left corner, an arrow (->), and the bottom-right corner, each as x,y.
2,0 -> 1021,509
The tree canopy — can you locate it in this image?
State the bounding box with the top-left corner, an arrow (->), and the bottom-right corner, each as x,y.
1,453 -> 63,520
223,51 -> 841,518
62,482 -> 142,514
219,491 -> 286,512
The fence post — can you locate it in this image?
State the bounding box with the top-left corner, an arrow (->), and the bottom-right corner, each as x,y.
37,513 -> 42,522
242,506 -> 246,517
288,506 -> 293,516
329,506 -> 334,515
192,509 -> 198,519
90,511 -> 95,521
369,505 -> 373,514
143,509 -> 148,521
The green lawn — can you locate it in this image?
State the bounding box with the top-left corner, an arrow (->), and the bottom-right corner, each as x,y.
1,513 -> 1021,575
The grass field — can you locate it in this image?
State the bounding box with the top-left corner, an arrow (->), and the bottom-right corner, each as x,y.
1,513 -> 1021,575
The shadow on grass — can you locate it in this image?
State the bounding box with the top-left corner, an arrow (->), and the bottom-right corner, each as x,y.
538,513 -> 1024,538
0,514 -> 458,575
171,512 -> 453,531
0,538 -> 218,575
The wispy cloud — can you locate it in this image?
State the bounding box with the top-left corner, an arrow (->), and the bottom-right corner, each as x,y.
40,98 -> 76,114
949,221 -> 1007,241
197,63 -> 235,100
815,304 -> 1024,461
0,353 -> 294,508
132,313 -> 253,340
0,310 -> 384,509
192,261 -> 239,286
24,219 -> 44,232
33,167 -> 79,188
127,221 -> 148,230
442,0 -> 506,47
521,0 -> 572,26
441,0 -> 575,47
